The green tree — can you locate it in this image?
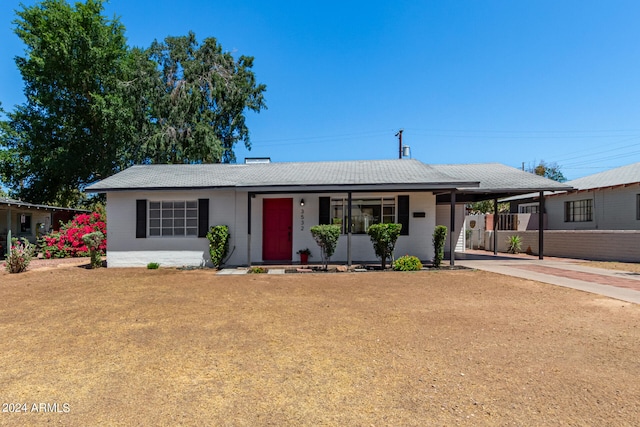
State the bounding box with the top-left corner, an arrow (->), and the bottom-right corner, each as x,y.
1,0 -> 134,206
529,160 -> 566,182
466,200 -> 509,214
310,224 -> 341,270
367,223 -> 402,270
432,225 -> 447,268
1,2 -> 267,206
206,225 -> 230,268
132,32 -> 267,164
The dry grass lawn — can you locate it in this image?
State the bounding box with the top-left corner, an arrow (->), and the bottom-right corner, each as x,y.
583,261 -> 640,274
1,265 -> 639,426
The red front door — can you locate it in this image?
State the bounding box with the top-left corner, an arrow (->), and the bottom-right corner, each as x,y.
262,198 -> 293,261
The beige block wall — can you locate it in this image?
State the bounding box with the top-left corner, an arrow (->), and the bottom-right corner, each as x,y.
485,230 -> 640,262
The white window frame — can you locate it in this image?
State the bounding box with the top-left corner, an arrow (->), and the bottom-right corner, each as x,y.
518,203 -> 539,214
149,200 -> 198,237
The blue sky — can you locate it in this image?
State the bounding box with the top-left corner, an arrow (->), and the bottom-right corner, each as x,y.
2,0 -> 640,180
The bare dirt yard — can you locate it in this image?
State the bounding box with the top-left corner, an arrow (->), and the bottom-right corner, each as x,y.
1,264 -> 639,426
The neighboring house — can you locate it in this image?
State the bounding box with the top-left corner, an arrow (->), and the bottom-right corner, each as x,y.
85,159 -> 570,267
1,198 -> 88,255
507,162 -> 640,230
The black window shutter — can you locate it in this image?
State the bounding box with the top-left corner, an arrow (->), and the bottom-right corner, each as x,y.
319,197 -> 330,225
398,195 -> 409,235
198,199 -> 209,237
136,199 -> 147,238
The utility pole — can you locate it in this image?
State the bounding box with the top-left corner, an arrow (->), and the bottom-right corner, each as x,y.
395,129 -> 403,159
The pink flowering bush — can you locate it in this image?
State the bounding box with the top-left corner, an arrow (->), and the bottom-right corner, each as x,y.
41,212 -> 107,258
5,238 -> 36,273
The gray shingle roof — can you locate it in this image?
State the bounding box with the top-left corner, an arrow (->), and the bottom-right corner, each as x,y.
85,159 -> 571,194
85,159 -> 478,192
430,163 -> 572,192
565,162 -> 640,191
501,162 -> 640,202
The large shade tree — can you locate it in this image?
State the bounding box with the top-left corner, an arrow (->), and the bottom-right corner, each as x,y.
1,0 -> 133,206
0,0 -> 267,206
133,32 -> 267,164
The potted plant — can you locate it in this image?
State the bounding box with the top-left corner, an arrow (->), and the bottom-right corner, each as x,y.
297,248 -> 312,265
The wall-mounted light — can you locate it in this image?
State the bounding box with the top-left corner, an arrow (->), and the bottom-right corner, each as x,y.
300,198 -> 305,207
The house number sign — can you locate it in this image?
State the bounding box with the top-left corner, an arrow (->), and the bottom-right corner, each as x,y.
300,208 -> 305,231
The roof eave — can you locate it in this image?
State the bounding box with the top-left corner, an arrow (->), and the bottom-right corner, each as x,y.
85,181 -> 482,194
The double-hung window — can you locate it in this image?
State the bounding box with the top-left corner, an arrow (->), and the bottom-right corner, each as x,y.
564,199 -> 593,222
149,201 -> 198,236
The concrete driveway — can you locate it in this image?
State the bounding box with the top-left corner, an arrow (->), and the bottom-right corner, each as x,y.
456,250 -> 640,305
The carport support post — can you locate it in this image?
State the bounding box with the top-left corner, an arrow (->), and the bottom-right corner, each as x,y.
538,191 -> 544,260
449,191 -> 455,267
493,198 -> 498,255
347,192 -> 352,266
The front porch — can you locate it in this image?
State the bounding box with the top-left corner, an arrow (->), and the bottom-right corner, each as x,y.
1,198 -> 88,257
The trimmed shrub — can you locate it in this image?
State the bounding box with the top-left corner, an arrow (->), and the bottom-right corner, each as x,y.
367,223 -> 402,269
432,225 -> 447,268
393,255 -> 423,271
147,262 -> 160,269
310,224 -> 341,270
5,238 -> 35,274
206,225 -> 230,268
82,231 -> 105,268
42,212 -> 107,258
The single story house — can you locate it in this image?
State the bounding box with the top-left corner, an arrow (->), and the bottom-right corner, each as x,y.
85,159 -> 571,267
1,198 -> 88,255
506,162 -> 640,230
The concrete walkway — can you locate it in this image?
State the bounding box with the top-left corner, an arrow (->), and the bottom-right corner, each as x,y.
456,251 -> 640,305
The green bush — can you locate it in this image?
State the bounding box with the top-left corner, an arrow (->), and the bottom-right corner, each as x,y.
147,262 -> 160,269
507,235 -> 522,254
393,255 -> 423,271
82,231 -> 104,269
310,224 -> 341,270
206,225 -> 230,268
5,238 -> 35,274
367,223 -> 402,269
432,225 -> 447,268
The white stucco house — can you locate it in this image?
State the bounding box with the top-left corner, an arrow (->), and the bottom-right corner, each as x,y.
85,159 -> 570,267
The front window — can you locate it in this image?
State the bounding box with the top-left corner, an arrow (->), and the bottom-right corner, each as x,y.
149,201 -> 198,237
564,199 -> 593,222
330,197 -> 396,234
637,194 -> 640,220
